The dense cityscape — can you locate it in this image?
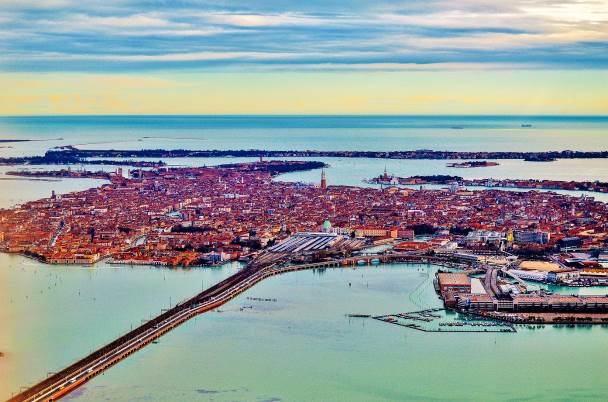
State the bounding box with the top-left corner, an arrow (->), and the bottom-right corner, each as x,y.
2,161 -> 607,268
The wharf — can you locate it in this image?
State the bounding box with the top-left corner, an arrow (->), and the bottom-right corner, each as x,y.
372,309 -> 515,333
480,311 -> 608,325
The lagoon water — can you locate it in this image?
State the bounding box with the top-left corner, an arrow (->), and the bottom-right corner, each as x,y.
1,115 -> 608,157
1,116 -> 608,401
0,255 -> 241,399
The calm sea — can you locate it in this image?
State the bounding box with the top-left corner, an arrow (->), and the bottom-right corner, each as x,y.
1,116 -> 608,401
1,115 -> 608,157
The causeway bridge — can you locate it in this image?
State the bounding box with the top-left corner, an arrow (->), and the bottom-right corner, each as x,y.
8,253 -> 470,402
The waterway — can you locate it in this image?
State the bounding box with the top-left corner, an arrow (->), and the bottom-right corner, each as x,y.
31,264 -> 608,401
0,255 -> 241,399
1,116 -> 608,400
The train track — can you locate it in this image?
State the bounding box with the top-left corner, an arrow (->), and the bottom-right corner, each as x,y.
7,264 -> 268,402
8,253 -> 469,401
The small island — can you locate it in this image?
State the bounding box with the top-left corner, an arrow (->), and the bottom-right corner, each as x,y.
446,161 -> 499,168
367,172 -> 608,194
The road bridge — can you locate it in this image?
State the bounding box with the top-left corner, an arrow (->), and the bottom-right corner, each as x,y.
8,253 -> 471,402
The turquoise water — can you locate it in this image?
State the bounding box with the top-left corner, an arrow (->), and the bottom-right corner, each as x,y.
1,115 -> 608,400
56,265 -> 608,401
0,175 -> 106,208
0,255 -> 241,399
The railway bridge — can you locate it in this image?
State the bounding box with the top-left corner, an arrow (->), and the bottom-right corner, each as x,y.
8,252 -> 470,402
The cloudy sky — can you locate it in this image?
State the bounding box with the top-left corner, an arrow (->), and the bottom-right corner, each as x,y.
1,0 -> 607,114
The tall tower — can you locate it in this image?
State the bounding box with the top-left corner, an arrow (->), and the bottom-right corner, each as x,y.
320,169 -> 327,190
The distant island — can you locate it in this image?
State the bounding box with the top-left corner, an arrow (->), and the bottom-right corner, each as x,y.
367,173 -> 608,194
20,147 -> 608,162
6,169 -> 113,180
446,161 -> 499,168
216,160 -> 327,174
0,138 -> 63,143
0,149 -> 165,167
3,147 -> 608,169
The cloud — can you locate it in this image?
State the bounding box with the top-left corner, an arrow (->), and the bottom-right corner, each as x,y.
200,12 -> 328,27
0,0 -> 80,9
1,0 -> 607,72
73,14 -> 174,28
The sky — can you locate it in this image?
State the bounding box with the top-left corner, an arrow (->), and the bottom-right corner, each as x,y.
1,0 -> 607,115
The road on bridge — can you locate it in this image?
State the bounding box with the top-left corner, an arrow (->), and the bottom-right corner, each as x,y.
8,252 -> 461,402
7,263 -> 272,402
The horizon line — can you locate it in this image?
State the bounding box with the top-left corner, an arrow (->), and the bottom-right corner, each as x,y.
1,114 -> 608,118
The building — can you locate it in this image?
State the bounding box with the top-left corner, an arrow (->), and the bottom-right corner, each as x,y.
437,272 -> 471,294
394,241 -> 432,251
437,272 -> 472,308
508,269 -> 548,282
456,294 -> 495,311
397,229 -> 415,240
515,260 -> 579,283
48,253 -> 100,265
452,252 -> 484,264
547,268 -> 579,283
268,232 -> 341,253
465,230 -> 505,244
320,169 -> 327,190
513,230 -> 550,244
355,227 -> 397,238
557,236 -> 583,250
